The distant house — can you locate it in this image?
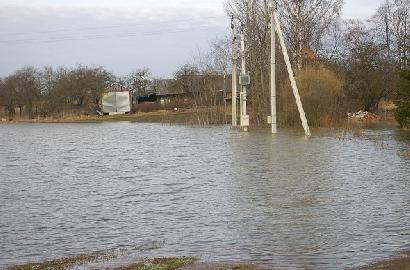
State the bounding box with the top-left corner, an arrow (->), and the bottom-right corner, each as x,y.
153,79 -> 193,105
133,75 -> 230,106
134,79 -> 192,105
101,83 -> 133,115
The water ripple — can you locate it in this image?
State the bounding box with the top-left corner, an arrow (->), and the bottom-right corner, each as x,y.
0,124 -> 409,269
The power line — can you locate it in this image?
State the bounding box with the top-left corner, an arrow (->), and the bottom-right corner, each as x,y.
0,25 -> 225,45
0,16 -> 223,37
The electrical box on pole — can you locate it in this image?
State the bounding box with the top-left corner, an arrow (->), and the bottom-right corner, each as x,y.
239,74 -> 250,86
241,115 -> 250,127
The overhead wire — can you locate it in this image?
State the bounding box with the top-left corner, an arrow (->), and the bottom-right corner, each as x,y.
0,15 -> 223,37
0,15 -> 227,45
0,25 -> 224,45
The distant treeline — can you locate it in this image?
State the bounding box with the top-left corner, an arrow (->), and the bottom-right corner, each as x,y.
219,0 -> 409,127
0,66 -> 113,118
0,66 -> 168,119
0,0 -> 409,127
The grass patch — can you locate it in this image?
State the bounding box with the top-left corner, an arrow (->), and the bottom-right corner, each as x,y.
113,257 -> 197,270
7,251 -> 105,270
8,256 -> 196,270
357,251 -> 410,270
401,150 -> 410,159
18,110 -> 198,125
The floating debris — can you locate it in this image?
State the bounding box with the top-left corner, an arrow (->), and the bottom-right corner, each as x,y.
347,111 -> 383,121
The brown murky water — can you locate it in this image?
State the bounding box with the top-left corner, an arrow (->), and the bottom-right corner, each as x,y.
0,123 -> 409,269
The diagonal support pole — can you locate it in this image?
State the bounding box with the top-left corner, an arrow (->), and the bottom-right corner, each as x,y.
272,10 -> 311,136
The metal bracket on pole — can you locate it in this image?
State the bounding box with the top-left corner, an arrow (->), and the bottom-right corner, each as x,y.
272,10 -> 311,136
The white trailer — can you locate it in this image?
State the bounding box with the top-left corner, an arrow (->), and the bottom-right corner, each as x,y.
102,91 -> 131,115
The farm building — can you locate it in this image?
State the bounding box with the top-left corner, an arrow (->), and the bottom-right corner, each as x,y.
101,83 -> 133,115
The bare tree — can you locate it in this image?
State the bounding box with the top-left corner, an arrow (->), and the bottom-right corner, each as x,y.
124,68 -> 152,96
226,0 -> 343,66
224,0 -> 344,125
373,0 -> 409,68
342,21 -> 397,112
276,0 -> 344,68
392,0 -> 409,68
2,67 -> 41,118
51,66 -> 113,115
0,76 -> 16,117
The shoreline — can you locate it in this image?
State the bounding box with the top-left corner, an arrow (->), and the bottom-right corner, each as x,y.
357,251 -> 410,270
0,110 -> 198,125
0,110 -> 400,128
6,251 -> 410,270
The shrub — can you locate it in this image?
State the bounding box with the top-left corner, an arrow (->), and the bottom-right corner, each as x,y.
394,69 -> 410,128
279,65 -> 344,127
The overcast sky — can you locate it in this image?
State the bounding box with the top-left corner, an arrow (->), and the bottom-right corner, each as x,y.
0,0 -> 385,78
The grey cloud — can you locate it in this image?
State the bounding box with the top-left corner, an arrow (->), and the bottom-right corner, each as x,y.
0,5 -> 227,78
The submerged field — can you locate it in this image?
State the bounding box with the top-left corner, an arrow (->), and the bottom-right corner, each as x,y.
1,123 -> 409,269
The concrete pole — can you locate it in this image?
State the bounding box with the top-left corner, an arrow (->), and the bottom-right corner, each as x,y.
231,18 -> 238,127
270,7 -> 277,134
240,27 -> 248,132
272,10 -> 311,136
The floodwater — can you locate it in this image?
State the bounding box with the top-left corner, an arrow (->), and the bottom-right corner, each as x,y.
0,122 -> 409,270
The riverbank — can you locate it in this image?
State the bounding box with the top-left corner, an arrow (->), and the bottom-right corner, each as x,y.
0,107 -> 233,126
7,251 -> 410,270
7,256 -> 197,270
0,110 -> 200,125
357,251 -> 410,270
7,255 -> 258,270
0,110 -> 399,128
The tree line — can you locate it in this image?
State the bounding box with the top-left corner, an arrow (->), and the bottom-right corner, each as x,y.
0,0 -> 409,127
0,66 -> 165,118
0,66 -> 112,118
172,0 -> 409,127
233,0 -> 409,127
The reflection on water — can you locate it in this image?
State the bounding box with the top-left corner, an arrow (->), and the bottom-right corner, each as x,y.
0,123 -> 409,269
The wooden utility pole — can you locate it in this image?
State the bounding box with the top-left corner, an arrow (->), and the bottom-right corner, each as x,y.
270,7 -> 277,134
231,17 -> 238,127
272,10 -> 311,136
240,26 -> 249,132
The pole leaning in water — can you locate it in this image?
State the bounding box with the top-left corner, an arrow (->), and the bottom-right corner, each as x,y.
272,9 -> 311,136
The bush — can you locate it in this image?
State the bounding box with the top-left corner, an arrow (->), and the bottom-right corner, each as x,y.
279,65 -> 344,127
394,69 -> 410,128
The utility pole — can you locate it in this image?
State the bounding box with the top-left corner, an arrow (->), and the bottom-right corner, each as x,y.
270,7 -> 277,134
240,26 -> 249,132
231,17 -> 238,127
272,10 -> 311,136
